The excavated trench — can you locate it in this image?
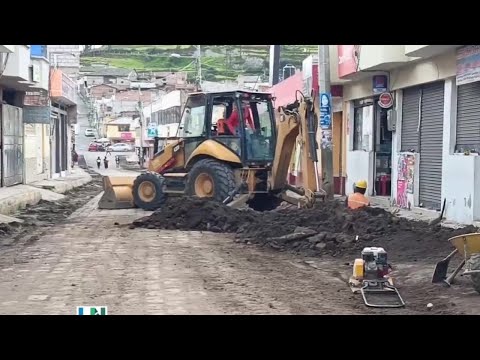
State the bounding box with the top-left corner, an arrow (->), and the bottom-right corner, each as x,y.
131,197 -> 478,262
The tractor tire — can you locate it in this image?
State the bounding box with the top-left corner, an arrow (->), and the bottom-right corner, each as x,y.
467,253 -> 480,294
247,193 -> 282,212
186,159 -> 236,203
132,172 -> 167,210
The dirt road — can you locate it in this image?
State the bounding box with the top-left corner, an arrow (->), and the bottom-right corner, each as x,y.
0,190 -> 477,314
0,171 -> 478,314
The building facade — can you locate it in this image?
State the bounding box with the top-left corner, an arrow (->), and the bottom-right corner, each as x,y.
339,45 -> 480,225
0,45 -> 52,187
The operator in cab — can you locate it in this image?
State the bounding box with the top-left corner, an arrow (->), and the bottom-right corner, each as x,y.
346,180 -> 370,209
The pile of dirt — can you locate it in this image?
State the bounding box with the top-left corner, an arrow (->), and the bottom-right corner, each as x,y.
132,197 -> 478,261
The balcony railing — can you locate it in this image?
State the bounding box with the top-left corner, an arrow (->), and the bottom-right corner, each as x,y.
30,45 -> 48,58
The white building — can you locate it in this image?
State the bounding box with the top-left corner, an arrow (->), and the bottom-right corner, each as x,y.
339,45 -> 480,225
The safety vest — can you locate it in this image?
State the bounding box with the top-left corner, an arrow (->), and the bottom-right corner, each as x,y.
347,192 -> 370,209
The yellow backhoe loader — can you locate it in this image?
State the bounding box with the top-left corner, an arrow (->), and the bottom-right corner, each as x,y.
98,90 -> 326,211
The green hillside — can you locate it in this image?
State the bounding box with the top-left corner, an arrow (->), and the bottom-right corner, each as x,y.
80,45 -> 318,82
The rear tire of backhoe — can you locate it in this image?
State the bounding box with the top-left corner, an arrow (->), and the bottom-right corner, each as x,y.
186,159 -> 235,203
132,172 -> 167,210
467,254 -> 480,294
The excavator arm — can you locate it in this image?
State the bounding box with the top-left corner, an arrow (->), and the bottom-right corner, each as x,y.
270,94 -> 326,207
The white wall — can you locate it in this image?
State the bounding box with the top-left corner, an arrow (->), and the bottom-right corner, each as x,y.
24,124 -> 50,183
345,102 -> 375,196
358,45 -> 411,70
346,151 -> 374,196
31,57 -> 50,91
443,155 -> 477,223
389,76 -> 480,224
440,78 -> 480,224
3,45 -> 30,81
343,50 -> 457,101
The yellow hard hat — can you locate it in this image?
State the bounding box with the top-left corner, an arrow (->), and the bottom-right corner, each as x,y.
355,180 -> 367,189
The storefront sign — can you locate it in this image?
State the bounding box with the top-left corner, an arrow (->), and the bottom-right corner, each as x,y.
337,45 -> 358,78
23,106 -> 50,124
372,75 -> 388,94
378,92 -> 393,109
456,45 -> 480,86
319,93 -> 332,129
121,132 -> 133,140
24,90 -> 49,107
147,124 -> 158,138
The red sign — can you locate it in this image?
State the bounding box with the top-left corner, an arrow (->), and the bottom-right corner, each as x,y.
338,45 -> 358,78
121,132 -> 133,140
378,92 -> 394,109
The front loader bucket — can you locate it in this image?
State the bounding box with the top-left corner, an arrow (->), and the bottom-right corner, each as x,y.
98,176 -> 137,209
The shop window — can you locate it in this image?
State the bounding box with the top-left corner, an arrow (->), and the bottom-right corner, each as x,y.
353,107 -> 363,150
353,100 -> 374,151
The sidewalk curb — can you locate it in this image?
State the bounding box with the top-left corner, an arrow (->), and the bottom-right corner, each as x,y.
0,169 -> 93,218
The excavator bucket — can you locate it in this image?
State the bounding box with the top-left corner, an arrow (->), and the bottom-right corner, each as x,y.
98,176 -> 137,209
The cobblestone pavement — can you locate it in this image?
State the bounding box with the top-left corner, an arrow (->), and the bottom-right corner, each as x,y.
0,193 -> 375,315
0,193 -> 473,315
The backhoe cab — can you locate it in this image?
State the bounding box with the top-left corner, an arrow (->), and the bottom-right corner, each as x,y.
98,90 -> 324,211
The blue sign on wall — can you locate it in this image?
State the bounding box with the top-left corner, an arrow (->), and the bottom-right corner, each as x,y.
319,92 -> 332,129
373,75 -> 388,94
30,45 -> 47,58
147,125 -> 158,137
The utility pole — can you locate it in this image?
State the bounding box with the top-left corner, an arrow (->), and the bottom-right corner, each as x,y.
137,85 -> 145,168
195,45 -> 202,90
318,45 -> 334,199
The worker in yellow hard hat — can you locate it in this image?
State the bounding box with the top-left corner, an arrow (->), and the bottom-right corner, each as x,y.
346,180 -> 370,209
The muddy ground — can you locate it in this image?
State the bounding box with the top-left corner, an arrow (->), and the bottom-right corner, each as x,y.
0,172 -> 103,247
131,196 -> 480,314
132,196 -> 478,263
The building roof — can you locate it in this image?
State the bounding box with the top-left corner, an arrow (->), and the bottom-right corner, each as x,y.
114,89 -> 156,103
268,71 -> 304,107
106,117 -> 133,125
90,83 -> 129,91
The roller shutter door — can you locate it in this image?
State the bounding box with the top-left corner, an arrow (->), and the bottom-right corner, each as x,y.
401,86 -> 421,152
419,81 -> 444,210
456,81 -> 480,153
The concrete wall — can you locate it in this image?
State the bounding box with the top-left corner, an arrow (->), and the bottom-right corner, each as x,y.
345,102 -> 375,196
3,45 -> 30,81
31,57 -> 50,91
345,150 -> 374,196
86,75 -> 106,86
440,78 -> 480,223
385,75 -> 480,224
343,50 -> 457,101
47,45 -> 80,79
24,124 -> 50,183
358,45 -> 411,70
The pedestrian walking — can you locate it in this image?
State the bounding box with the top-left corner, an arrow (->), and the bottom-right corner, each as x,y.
115,155 -> 120,168
103,156 -> 109,169
71,147 -> 78,169
96,156 -> 101,169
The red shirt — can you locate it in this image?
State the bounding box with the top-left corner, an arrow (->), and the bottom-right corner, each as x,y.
227,108 -> 254,130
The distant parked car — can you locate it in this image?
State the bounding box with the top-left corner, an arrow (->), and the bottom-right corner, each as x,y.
84,128 -> 95,137
88,142 -> 105,152
106,143 -> 133,152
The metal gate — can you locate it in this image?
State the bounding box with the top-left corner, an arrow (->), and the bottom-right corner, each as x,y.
419,81 -> 445,210
401,87 -> 421,152
456,81 -> 480,153
1,104 -> 24,187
